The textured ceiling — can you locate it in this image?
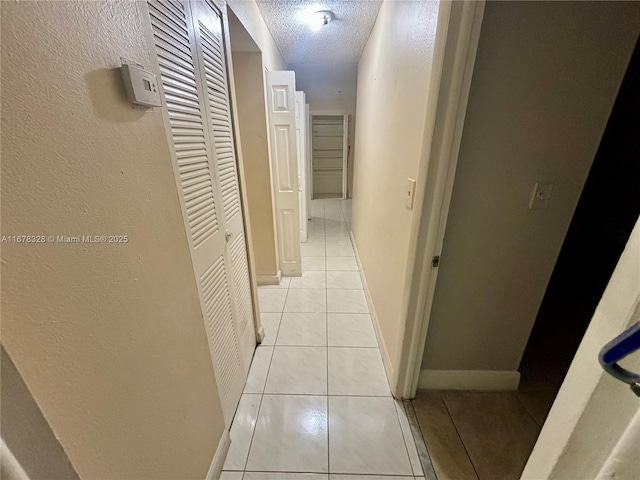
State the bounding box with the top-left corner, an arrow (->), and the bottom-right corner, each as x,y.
256,0 -> 383,66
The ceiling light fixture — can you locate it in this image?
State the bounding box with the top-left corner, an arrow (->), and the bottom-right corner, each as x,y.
307,10 -> 333,32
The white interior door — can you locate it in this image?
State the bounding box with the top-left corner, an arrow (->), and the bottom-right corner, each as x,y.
295,91 -> 308,242
146,0 -> 255,427
342,114 -> 349,199
266,71 -> 301,276
306,104 -> 312,219
190,0 -> 255,373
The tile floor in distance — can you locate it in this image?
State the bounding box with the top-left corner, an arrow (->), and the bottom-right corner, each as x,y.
222,199 -> 425,479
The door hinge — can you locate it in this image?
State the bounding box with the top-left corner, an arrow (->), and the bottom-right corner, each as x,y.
431,255 -> 440,268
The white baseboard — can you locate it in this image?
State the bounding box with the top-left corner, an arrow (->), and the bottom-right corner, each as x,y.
349,231 -> 395,387
418,369 -> 520,391
206,429 -> 230,480
256,270 -> 281,286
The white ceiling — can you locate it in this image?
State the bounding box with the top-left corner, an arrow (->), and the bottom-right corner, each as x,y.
255,0 -> 383,66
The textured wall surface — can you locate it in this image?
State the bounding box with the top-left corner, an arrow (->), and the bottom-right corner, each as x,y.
422,1 -> 640,372
352,0 -> 440,376
1,346 -> 80,480
1,1 -> 225,478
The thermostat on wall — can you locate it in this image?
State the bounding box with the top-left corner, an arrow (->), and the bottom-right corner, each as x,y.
120,60 -> 162,107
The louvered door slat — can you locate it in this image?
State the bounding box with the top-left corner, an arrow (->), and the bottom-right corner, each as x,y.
197,20 -> 241,223
155,43 -> 194,72
229,233 -> 254,347
203,65 -> 227,91
149,0 -> 219,249
200,256 -> 241,397
149,8 -> 191,49
209,90 -> 227,103
190,1 -> 255,371
164,93 -> 200,109
158,66 -> 197,89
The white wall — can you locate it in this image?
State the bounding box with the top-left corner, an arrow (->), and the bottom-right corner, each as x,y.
295,63 -> 357,197
421,1 -> 640,374
1,1 -> 226,478
294,63 -> 357,114
352,0 -> 441,379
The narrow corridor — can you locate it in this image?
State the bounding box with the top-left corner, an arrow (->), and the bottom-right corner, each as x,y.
221,199 -> 425,478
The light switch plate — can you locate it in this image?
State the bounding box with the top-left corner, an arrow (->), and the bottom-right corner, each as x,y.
406,178 -> 417,209
530,182 -> 553,209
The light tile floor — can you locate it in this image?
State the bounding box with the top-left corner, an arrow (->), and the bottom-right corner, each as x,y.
223,199 -> 425,480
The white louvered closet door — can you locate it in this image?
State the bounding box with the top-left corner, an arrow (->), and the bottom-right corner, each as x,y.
189,0 -> 255,375
145,0 -> 254,427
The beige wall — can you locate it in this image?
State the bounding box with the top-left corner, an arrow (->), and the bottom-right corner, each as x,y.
422,1 -> 640,372
352,0 -> 441,376
1,346 -> 80,480
1,1 -> 225,478
294,64 -> 358,197
232,51 -> 279,277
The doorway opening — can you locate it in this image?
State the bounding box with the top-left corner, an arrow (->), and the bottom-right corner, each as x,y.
311,114 -> 349,200
228,7 -> 281,286
517,35 -> 640,400
412,32 -> 640,480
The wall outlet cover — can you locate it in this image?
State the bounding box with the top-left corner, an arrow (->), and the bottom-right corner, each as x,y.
406,178 -> 417,209
530,182 -> 554,209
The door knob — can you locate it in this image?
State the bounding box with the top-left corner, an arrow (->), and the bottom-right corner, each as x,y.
225,230 -> 232,242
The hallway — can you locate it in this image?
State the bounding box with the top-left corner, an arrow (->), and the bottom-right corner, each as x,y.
222,199 -> 424,478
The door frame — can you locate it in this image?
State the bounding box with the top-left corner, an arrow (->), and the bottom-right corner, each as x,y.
222,3 -> 263,344
305,104 -> 312,219
309,110 -> 349,200
295,91 -> 308,242
341,114 -> 349,200
393,0 -> 486,398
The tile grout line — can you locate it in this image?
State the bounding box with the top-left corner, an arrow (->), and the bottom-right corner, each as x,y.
271,309 -> 285,350
440,393 -> 481,480
243,469 -> 421,477
512,390 -> 545,430
393,399 -> 422,477
270,345 -> 380,349
264,311 -> 369,315
240,383 -> 264,472
259,393 -> 394,398
323,200 -> 331,473
242,285 -> 293,471
404,399 -> 438,480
